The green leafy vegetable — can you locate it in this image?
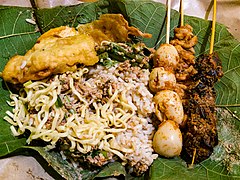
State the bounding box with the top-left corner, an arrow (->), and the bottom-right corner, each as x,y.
97,41 -> 151,68
0,0 -> 239,179
55,95 -> 63,108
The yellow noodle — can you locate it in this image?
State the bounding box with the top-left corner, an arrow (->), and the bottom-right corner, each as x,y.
50,107 -> 61,130
36,109 -> 49,131
68,135 -> 77,151
69,77 -> 87,104
14,103 -> 25,132
48,90 -> 58,107
30,129 -> 53,141
80,104 -> 87,118
109,139 -> 134,153
10,125 -> 20,136
28,82 -> 58,107
106,112 -> 115,126
102,134 -> 125,160
4,66 -> 151,162
108,84 -> 113,96
10,94 -> 19,111
4,115 -> 17,126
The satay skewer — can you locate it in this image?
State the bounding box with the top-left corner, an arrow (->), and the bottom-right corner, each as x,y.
151,0 -> 184,158
153,0 -> 179,71
177,0 -> 197,166
179,0 -> 223,164
178,0 -> 197,165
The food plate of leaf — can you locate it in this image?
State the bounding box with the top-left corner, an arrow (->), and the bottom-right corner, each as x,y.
0,0 -> 239,179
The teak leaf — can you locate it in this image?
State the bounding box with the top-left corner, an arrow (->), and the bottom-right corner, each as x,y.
0,0 -> 239,179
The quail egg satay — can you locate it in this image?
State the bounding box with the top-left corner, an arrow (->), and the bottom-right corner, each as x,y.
153,44 -> 179,71
153,90 -> 184,125
149,67 -> 176,93
151,43 -> 184,158
153,120 -> 182,158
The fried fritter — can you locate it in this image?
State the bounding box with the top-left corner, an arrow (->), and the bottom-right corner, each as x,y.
77,14 -> 152,45
2,27 -> 98,84
2,14 -> 152,84
37,26 -> 79,41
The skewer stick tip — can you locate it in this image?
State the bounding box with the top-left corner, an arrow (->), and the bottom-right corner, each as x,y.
180,0 -> 184,27
209,0 -> 217,54
166,0 -> 172,44
189,148 -> 197,168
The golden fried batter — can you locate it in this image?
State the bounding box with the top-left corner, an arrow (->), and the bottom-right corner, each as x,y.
2,14 -> 152,84
37,26 -> 79,41
77,14 -> 152,45
2,27 -> 98,84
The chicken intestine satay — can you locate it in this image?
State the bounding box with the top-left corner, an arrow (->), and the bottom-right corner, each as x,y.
173,0 -> 224,164
170,24 -> 198,81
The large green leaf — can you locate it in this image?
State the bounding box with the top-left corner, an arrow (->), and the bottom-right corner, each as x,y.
0,6 -> 40,156
0,0 -> 239,179
0,6 -> 40,70
149,158 -> 229,180
27,146 -> 87,180
94,161 -> 126,178
34,0 -> 110,33
149,109 -> 240,179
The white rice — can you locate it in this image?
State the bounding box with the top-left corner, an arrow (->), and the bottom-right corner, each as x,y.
85,62 -> 158,173
6,61 -> 158,175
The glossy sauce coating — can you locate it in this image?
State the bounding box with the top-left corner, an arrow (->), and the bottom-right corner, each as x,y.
149,67 -> 176,93
154,90 -> 184,125
153,120 -> 182,158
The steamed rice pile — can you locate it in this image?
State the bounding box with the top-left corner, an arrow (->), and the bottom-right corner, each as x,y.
5,61 -> 158,174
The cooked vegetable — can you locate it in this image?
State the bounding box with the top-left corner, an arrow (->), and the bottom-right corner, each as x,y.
97,41 -> 152,68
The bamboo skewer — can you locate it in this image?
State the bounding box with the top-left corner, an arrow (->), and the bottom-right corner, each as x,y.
180,0 -> 184,26
190,148 -> 197,167
166,0 -> 171,44
209,0 -> 217,54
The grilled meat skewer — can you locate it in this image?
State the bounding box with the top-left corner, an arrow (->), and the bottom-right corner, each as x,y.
181,53 -> 223,163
